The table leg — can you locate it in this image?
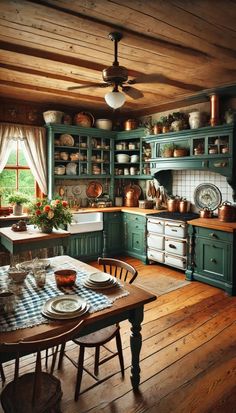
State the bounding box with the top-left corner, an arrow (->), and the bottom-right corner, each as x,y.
128,306 -> 144,390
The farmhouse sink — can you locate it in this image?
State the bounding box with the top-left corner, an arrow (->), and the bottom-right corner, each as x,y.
67,212 -> 103,234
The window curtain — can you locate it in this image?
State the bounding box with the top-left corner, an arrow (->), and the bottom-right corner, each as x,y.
0,123 -> 47,195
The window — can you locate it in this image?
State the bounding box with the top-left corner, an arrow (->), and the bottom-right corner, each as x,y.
0,140 -> 37,206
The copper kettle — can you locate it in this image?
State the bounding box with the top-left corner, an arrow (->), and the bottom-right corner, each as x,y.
218,201 -> 236,222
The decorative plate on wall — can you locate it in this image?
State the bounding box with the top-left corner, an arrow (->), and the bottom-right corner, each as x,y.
193,183 -> 222,210
86,181 -> 103,198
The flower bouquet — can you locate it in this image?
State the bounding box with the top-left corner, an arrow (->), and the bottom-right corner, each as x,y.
29,199 -> 72,233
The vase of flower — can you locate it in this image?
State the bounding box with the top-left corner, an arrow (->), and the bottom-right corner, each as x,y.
29,198 -> 72,232
40,225 -> 53,234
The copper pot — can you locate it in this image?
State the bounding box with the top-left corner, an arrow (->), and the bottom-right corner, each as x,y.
167,198 -> 179,212
218,201 -> 236,222
124,119 -> 137,131
200,207 -> 213,218
179,200 -> 190,213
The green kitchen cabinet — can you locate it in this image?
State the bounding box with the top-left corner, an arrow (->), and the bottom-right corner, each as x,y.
123,213 -> 147,263
67,231 -> 103,262
145,124 -> 236,199
186,225 -> 236,295
103,212 -> 123,256
115,128 -> 151,179
46,124 -> 116,199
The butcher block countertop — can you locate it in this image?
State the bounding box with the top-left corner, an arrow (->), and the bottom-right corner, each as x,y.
69,207 -> 164,216
188,217 -> 236,233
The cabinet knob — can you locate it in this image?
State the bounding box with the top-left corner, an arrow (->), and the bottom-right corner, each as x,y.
209,232 -> 218,238
210,258 -> 217,263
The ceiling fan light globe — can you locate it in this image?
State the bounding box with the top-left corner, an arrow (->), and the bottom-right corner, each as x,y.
105,90 -> 126,109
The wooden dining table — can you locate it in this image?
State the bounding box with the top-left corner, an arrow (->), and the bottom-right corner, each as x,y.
0,255 -> 156,391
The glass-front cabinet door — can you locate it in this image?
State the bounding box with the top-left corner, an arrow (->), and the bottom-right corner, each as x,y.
47,124 -> 115,199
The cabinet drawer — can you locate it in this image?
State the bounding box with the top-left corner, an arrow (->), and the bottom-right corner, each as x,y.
104,212 -> 121,222
196,227 -> 232,242
165,253 -> 187,270
165,237 -> 186,256
123,213 -> 146,224
147,233 -> 164,250
147,248 -> 165,263
147,220 -> 164,234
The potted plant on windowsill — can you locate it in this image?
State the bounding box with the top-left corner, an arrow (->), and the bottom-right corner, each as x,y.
8,193 -> 29,216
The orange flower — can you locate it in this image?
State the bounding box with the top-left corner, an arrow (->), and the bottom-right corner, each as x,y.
43,205 -> 51,213
62,201 -> 68,207
36,202 -> 42,207
35,209 -> 41,215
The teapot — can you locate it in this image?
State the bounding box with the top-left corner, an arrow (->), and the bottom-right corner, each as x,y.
199,207 -> 213,218
218,201 -> 236,222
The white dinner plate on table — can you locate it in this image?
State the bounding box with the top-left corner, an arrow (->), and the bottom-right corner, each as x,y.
18,259 -> 50,272
83,278 -> 119,290
42,296 -> 89,319
89,272 -> 113,284
51,295 -> 86,313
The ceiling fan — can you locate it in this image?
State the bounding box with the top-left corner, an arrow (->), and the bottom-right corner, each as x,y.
68,32 -> 145,108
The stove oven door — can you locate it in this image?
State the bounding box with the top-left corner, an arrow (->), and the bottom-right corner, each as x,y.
164,221 -> 187,238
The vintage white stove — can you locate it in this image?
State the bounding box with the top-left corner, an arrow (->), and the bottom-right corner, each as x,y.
147,212 -> 199,270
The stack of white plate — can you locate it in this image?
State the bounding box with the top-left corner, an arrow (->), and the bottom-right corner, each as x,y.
42,295 -> 89,319
83,272 -> 119,290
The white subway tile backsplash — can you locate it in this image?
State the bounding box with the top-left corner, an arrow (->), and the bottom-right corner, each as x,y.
172,170 -> 234,208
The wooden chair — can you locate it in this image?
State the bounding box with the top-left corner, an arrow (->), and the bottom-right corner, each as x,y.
57,257 -> 138,401
0,319 -> 84,413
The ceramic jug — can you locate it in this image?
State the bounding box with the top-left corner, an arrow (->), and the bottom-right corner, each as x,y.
189,111 -> 202,129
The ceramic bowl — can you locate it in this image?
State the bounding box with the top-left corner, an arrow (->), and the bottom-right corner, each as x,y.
54,269 -> 77,288
116,154 -> 130,163
8,269 -> 28,283
95,119 -> 112,130
43,111 -> 64,124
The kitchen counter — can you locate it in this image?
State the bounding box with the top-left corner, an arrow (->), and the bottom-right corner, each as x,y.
0,208 -> 165,221
0,214 -> 28,221
70,207 -> 165,216
187,217 -> 236,233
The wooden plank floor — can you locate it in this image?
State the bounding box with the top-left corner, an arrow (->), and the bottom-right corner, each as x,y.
1,256 -> 236,413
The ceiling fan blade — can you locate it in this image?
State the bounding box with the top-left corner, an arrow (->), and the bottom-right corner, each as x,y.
130,73 -> 202,92
128,73 -> 163,84
122,86 -> 144,100
68,82 -> 110,91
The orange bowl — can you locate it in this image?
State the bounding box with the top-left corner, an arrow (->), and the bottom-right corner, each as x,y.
54,269 -> 76,288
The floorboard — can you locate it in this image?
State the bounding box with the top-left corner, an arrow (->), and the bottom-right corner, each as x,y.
0,257 -> 235,413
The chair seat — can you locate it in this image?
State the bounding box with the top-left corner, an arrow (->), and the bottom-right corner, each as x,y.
1,372 -> 62,413
74,324 -> 119,346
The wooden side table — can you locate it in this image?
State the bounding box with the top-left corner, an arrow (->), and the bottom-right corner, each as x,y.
0,225 -> 70,264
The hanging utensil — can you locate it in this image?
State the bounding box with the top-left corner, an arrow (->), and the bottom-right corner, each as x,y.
151,181 -> 156,198
59,186 -> 65,197
147,181 -> 152,198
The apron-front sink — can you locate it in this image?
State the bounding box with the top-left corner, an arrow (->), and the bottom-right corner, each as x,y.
67,212 -> 103,233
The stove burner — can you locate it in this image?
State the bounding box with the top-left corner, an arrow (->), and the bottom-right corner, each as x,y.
148,211 -> 199,222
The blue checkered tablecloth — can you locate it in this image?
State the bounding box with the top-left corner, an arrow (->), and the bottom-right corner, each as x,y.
0,261 -> 129,332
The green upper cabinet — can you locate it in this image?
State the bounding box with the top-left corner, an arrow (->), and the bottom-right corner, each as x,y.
115,128 -> 151,179
46,124 -> 116,199
145,124 -> 236,198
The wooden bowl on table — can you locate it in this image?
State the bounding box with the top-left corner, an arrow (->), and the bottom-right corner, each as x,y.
54,269 -> 77,288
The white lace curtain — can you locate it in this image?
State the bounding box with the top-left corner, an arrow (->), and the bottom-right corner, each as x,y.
0,123 -> 47,195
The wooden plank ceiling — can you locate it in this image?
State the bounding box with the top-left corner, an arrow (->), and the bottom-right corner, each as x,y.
0,0 -> 236,116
